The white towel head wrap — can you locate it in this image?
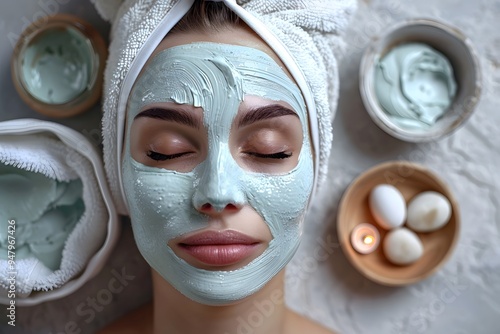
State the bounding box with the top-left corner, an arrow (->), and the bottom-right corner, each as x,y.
92,0 -> 356,214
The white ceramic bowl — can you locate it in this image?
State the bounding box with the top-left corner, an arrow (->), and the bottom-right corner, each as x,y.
360,18 -> 481,142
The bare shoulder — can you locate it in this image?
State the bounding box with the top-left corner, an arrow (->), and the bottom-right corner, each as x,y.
285,308 -> 338,334
97,302 -> 153,334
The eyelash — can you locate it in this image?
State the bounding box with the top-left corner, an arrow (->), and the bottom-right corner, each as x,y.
246,151 -> 293,159
147,150 -> 292,161
146,150 -> 187,161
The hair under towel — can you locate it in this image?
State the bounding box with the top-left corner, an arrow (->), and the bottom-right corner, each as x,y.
91,0 -> 357,215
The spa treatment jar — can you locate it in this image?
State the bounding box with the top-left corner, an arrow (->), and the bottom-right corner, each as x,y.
11,14 -> 107,118
360,19 -> 481,142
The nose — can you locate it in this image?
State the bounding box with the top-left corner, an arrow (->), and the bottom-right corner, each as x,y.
192,143 -> 245,214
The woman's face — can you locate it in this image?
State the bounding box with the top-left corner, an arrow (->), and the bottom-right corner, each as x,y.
122,26 -> 314,305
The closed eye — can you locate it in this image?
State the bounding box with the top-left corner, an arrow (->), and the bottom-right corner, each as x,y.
146,150 -> 193,161
245,151 -> 292,159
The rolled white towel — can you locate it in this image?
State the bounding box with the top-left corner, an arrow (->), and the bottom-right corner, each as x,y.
0,119 -> 119,306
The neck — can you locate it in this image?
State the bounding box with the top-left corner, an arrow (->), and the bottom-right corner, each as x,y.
152,269 -> 287,334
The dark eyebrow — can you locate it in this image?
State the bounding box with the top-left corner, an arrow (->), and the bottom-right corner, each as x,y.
237,105 -> 298,128
134,108 -> 201,129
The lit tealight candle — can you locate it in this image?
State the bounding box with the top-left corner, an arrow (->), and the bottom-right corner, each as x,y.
351,223 -> 380,254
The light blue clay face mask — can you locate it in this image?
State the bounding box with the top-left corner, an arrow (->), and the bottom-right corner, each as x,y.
123,43 -> 313,305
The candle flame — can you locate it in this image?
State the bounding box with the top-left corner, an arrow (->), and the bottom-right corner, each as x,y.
363,235 -> 374,245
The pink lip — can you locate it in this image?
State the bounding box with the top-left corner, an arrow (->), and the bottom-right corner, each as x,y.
177,230 -> 260,267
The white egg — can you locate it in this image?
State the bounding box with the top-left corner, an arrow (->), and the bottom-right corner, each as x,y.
383,227 -> 424,265
407,191 -> 452,232
369,184 -> 406,230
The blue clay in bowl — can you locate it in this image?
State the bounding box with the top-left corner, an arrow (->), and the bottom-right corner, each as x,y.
20,26 -> 94,105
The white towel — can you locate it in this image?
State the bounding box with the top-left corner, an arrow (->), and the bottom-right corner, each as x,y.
91,0 -> 357,214
0,119 -> 119,306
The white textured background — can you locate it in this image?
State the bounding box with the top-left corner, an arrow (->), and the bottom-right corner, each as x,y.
1,0 -> 499,333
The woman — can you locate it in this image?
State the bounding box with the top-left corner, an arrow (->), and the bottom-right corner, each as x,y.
94,0 -> 356,332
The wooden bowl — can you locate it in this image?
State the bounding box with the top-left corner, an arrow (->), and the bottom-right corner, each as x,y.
337,161 -> 460,286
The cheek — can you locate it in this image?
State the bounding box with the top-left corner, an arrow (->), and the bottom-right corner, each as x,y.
243,154 -> 314,237
122,160 -> 209,241
134,174 -> 191,220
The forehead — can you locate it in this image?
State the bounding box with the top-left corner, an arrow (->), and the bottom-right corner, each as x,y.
129,43 -> 307,123
152,24 -> 291,78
